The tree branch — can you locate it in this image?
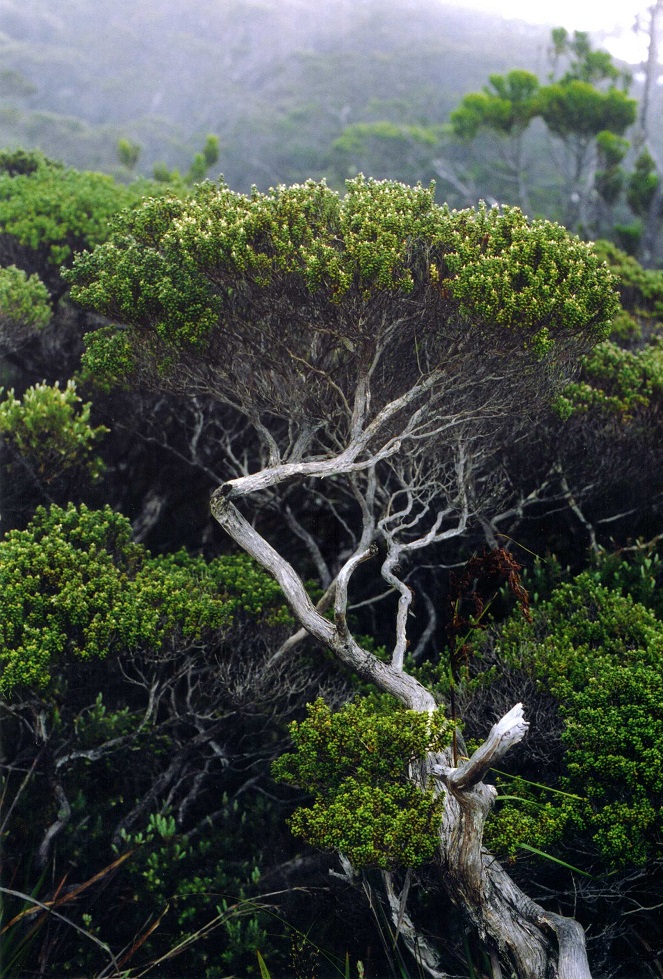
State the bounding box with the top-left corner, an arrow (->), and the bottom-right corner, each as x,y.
210,492 -> 436,711
438,703 -> 530,791
334,544 -> 379,638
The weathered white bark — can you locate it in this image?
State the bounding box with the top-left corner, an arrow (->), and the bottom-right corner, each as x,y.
210,485 -> 594,978
211,490 -> 435,712
431,707 -> 592,979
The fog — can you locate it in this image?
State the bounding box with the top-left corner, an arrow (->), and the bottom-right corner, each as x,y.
0,0 -> 559,187
0,0 -> 657,199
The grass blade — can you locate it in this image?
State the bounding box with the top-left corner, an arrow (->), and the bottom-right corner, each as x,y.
518,843 -> 592,876
492,769 -> 585,800
256,949 -> 271,979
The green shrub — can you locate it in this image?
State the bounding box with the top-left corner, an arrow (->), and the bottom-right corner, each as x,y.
485,573 -> 663,866
0,153 -> 178,266
0,379 -> 107,482
0,263 -> 50,333
0,502 -> 290,698
273,696 -> 451,870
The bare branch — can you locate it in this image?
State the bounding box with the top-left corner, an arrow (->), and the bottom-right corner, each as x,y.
438,703 -> 530,791
284,504 -> 333,588
411,592 -> 437,663
334,544 -> 379,638
38,781 -> 72,868
211,491 -> 436,711
381,871 -> 451,979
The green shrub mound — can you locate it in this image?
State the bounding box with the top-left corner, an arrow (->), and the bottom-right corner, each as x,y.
273,696 -> 452,870
0,502 -> 290,698
486,573 -> 663,866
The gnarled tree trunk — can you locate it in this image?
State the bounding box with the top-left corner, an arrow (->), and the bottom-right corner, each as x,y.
211,490 -> 593,979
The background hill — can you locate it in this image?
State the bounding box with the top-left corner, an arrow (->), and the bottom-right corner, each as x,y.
0,0 -> 554,190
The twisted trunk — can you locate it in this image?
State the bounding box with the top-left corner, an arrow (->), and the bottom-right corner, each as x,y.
431,706 -> 591,978
211,488 -> 593,978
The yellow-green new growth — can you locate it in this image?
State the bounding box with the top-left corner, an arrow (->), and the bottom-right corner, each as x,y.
66,177 -> 619,389
0,379 -> 108,482
0,503 -> 291,698
273,696 -> 452,870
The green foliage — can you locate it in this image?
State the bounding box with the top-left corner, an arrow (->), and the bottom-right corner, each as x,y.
187,135 -> 221,184
152,160 -> 177,183
539,82 -> 636,141
203,134 -> 220,169
66,176 -> 618,386
551,29 -> 625,87
273,696 -> 451,870
117,806 -> 271,975
68,189 -> 219,354
627,149 -> 660,218
592,239 -> 663,312
0,263 -> 51,343
188,153 -> 209,185
594,130 -> 629,207
605,308 -> 641,343
450,28 -> 637,234
555,336 -> 663,419
596,130 -> 629,169
499,573 -> 662,686
552,246 -> 663,419
333,122 -> 438,154
0,379 -> 108,481
486,573 -> 663,866
435,203 -> 617,346
0,502 -> 290,698
585,546 -> 663,616
450,70 -> 540,139
613,221 -> 643,257
117,137 -> 141,170
74,691 -> 134,746
0,153 -> 170,265
330,121 -> 441,185
0,149 -> 58,177
79,325 -> 137,388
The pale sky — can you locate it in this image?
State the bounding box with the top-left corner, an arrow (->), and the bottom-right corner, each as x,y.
439,0 -> 652,64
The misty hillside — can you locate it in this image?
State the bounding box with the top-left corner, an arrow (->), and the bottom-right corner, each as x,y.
0,0 -> 553,189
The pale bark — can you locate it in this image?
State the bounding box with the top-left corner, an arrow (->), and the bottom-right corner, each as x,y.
381,870 -> 451,978
432,707 -> 592,979
211,490 -> 435,712
210,485 -> 594,978
37,780 -> 71,868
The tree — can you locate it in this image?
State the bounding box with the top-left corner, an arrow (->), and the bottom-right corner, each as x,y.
539,81 -> 636,229
548,29 -> 624,87
471,238 -> 663,565
539,30 -> 635,233
627,2 -> 663,265
450,69 -> 540,213
187,134 -> 221,184
67,176 -> 618,976
450,31 -> 637,232
594,130 -> 629,215
117,137 -> 141,171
